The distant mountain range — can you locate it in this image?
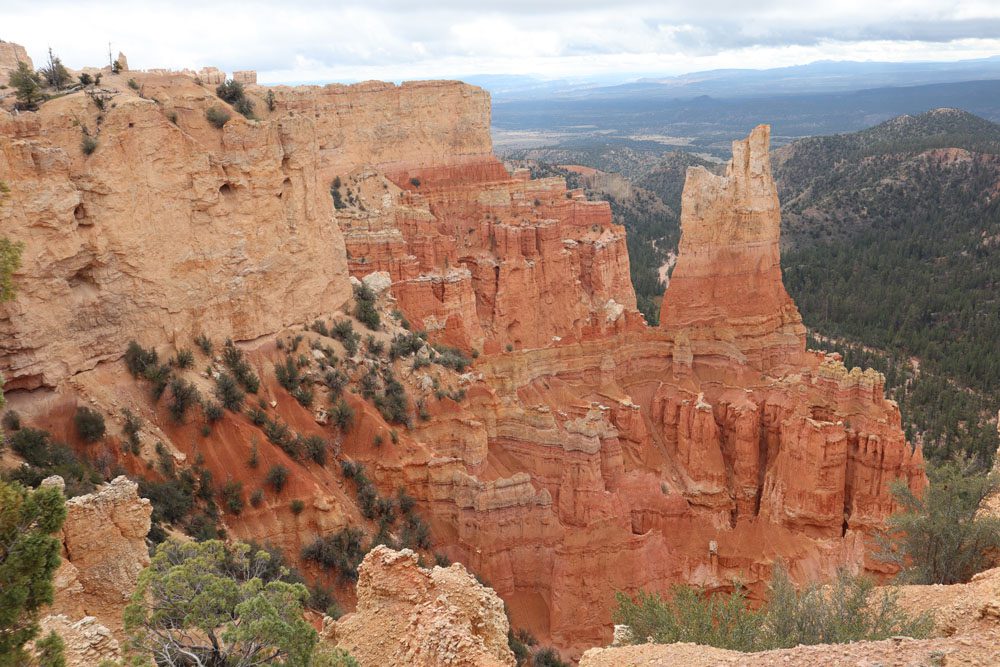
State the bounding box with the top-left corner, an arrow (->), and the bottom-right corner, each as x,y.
474,56 -> 1000,101
488,57 -> 1000,155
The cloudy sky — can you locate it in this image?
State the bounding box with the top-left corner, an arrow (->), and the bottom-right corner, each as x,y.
6,1 -> 1000,83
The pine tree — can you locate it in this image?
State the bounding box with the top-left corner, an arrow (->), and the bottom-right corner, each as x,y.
0,481 -> 67,666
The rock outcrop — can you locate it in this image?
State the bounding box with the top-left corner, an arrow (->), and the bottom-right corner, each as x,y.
0,74 -> 505,389
338,166 -> 636,352
323,546 -> 515,666
46,475 -> 152,634
34,615 -> 122,667
0,40 -> 31,84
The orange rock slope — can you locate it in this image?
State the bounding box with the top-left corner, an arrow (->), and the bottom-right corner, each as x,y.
0,69 -> 924,657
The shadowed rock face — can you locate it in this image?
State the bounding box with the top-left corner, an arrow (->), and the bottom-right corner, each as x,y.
660,124 -> 807,372
2,74 -> 925,658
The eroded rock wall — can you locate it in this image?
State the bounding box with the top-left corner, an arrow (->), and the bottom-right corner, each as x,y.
1,76 -> 495,390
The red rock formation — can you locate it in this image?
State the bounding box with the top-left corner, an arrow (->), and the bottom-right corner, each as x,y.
660,125 -> 806,372
1,68 -> 925,660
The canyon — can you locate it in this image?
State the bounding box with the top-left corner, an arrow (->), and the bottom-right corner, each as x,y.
1,54 -> 925,658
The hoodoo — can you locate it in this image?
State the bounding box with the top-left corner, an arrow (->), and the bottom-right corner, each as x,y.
660,124 -> 807,371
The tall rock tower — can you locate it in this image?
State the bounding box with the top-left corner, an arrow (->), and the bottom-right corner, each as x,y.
660,124 -> 806,371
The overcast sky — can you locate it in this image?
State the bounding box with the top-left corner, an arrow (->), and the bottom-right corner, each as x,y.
5,1 -> 1000,84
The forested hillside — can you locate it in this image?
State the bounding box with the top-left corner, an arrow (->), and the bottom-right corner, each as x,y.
776,109 -> 1000,462
515,109 -> 1000,464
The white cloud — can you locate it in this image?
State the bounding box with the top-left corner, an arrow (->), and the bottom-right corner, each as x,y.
4,0 -> 1000,83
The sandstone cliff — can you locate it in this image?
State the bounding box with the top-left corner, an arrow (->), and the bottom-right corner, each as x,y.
0,72 -> 531,387
323,546 -> 515,666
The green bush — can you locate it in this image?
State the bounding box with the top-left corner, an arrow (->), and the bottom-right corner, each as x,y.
5,427 -> 99,497
81,133 -> 98,156
125,341 -> 158,378
194,334 -> 213,356
353,284 -> 380,330
400,514 -> 431,550
303,435 -> 328,466
220,480 -> 244,515
301,527 -> 366,583
123,540 -> 317,665
221,340 -> 259,393
216,79 -> 254,119
250,488 -> 264,507
216,79 -> 243,103
0,480 -> 66,664
374,373 -> 409,425
205,106 -> 231,129
9,61 -> 42,109
203,401 -> 223,423
174,348 -> 194,369
290,499 -> 305,515
167,378 -> 200,423
612,565 -> 932,652
433,344 -> 472,372
533,648 -> 570,667
73,406 -> 105,442
389,332 -> 425,360
265,464 -> 289,493
325,369 -> 349,397
2,410 -> 21,432
877,458 -> 1000,584
214,371 -> 245,412
330,399 -> 354,431
122,409 -> 141,453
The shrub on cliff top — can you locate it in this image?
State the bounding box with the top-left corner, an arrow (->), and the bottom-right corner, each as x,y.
612,564 -> 932,652
216,79 -> 254,119
9,61 -> 42,109
877,457 -> 1000,585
